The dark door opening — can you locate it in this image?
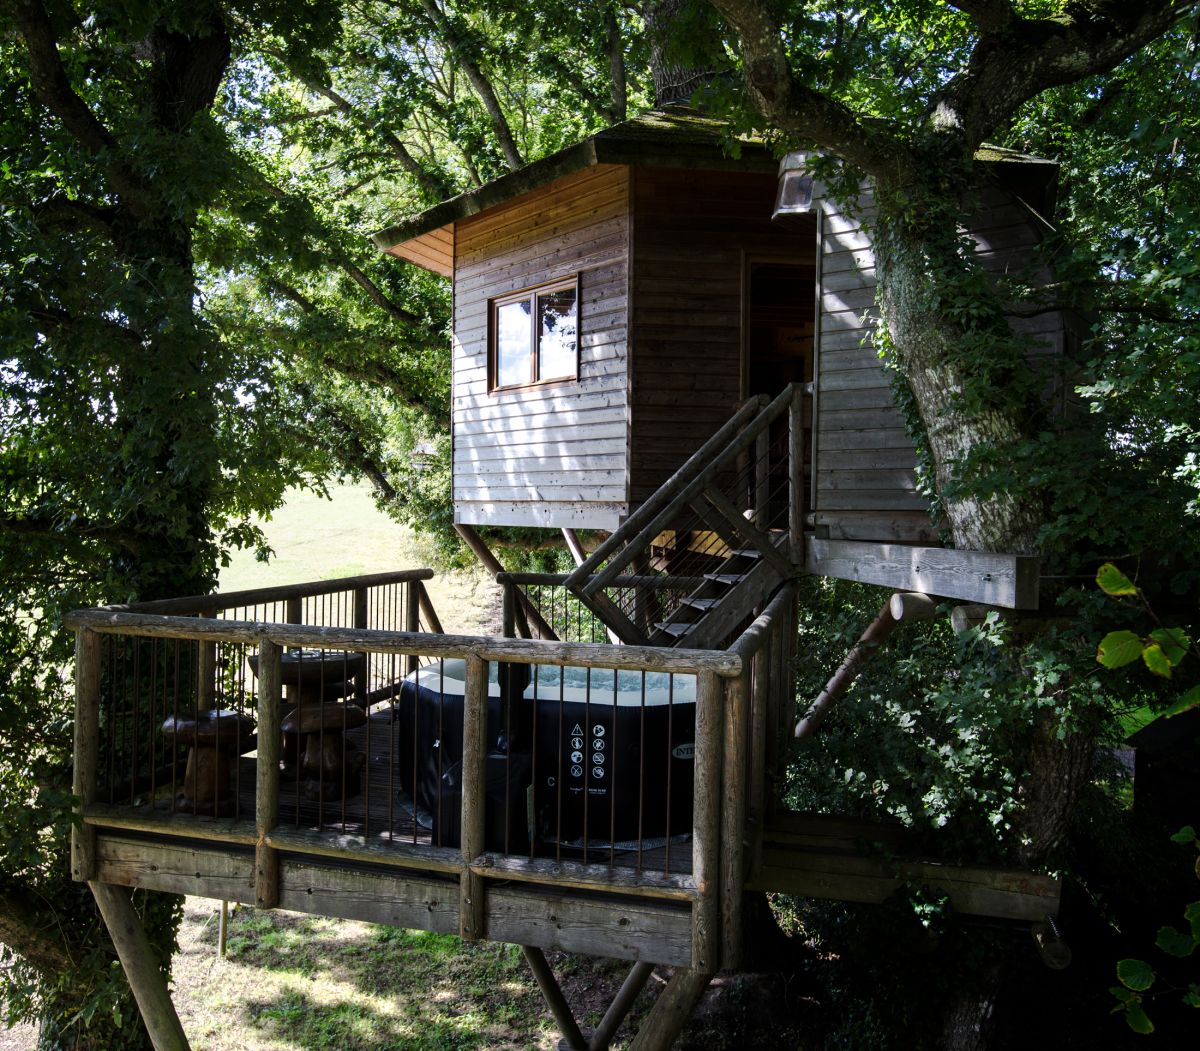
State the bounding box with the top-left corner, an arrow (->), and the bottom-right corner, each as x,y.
744,259 -> 815,399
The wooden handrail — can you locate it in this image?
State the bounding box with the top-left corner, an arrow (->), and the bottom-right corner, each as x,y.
563,394 -> 770,590
579,384 -> 802,598
63,609 -> 744,677
104,568 -> 436,617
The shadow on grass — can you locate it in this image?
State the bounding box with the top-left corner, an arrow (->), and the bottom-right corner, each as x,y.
179,905 -> 552,1050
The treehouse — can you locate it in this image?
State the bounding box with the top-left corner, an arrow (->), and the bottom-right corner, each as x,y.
69,109 -> 1071,1051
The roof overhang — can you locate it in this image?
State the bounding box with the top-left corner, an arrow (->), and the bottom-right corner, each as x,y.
371,109 -> 777,267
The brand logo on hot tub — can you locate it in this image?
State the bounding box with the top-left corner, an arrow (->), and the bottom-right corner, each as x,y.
672,742 -> 696,760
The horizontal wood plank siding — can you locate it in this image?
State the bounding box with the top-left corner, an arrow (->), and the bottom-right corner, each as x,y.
452,164 -> 631,529
629,168 -> 810,505
814,174 -> 1068,544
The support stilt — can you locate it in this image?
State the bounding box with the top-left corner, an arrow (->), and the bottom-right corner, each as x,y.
523,946 -> 705,1051
522,945 -> 588,1050
89,881 -> 191,1051
626,968 -> 714,1051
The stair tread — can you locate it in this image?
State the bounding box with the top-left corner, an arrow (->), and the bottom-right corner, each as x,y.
728,548 -> 764,558
654,621 -> 696,637
681,597 -> 721,611
704,572 -> 746,585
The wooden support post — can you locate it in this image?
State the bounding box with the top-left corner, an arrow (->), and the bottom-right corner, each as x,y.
720,672 -> 749,971
353,588 -> 369,700
459,654 -> 488,941
795,598 -> 898,741
72,628 -> 101,882
626,968 -> 714,1051
218,900 -> 229,958
90,881 -> 191,1051
754,424 -> 770,527
889,591 -> 938,621
502,583 -> 517,640
691,671 -> 722,973
749,641 -> 770,878
285,597 -> 302,625
522,945 -> 588,1050
455,524 -> 558,640
789,384 -> 805,563
562,527 -> 587,567
590,961 -> 656,1050
255,639 -> 282,909
197,615 -> 216,712
404,581 -> 421,675
416,581 -> 445,635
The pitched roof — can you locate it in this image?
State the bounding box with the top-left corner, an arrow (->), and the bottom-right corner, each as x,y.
372,108 -> 1059,275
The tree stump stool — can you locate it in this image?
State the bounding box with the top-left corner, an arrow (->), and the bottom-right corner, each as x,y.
249,649 -> 366,770
281,702 -> 368,801
161,710 -> 256,816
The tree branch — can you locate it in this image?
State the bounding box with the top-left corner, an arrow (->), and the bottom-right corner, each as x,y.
946,0 -> 1017,34
0,511 -> 147,554
418,0 -> 524,170
708,0 -> 901,179
939,0 -> 1198,146
6,0 -> 151,217
260,47 -> 453,201
0,887 -> 73,976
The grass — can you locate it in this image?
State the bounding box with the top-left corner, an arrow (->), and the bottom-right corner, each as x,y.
218,483 -> 501,637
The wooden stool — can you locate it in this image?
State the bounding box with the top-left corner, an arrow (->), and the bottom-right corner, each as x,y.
281,702 -> 368,801
161,710 -> 256,816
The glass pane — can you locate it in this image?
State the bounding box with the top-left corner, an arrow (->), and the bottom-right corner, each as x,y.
496,299 -> 532,387
537,286 -> 577,380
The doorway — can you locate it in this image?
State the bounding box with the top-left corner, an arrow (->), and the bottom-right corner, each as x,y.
742,258 -> 815,399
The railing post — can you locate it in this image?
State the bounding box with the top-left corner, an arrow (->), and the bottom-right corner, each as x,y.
197,615 -> 216,712
789,383 -> 805,563
72,628 -> 101,882
750,639 -> 771,878
720,671 -> 749,970
691,670 -> 722,972
404,582 -> 421,675
459,654 -> 488,941
501,582 -> 516,639
755,426 -> 770,527
353,587 -> 369,700
255,639 -> 282,909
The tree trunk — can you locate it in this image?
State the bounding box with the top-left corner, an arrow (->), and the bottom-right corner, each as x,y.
871,179 -> 1045,555
642,0 -> 720,106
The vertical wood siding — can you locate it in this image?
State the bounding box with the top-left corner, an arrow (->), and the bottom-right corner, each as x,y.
452,165 -> 631,529
628,168 -> 809,504
814,178 -> 1069,544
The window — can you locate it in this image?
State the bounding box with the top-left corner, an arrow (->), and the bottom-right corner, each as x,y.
489,276 -> 579,391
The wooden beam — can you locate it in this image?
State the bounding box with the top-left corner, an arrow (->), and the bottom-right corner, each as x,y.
459,654 -> 488,941
720,673 -> 749,971
90,881 -> 191,1051
522,946 -> 588,1051
254,640 -> 282,909
626,968 -> 714,1051
72,628 -> 101,882
691,672 -> 722,973
806,538 -> 1040,610
591,961 -> 656,1050
454,523 -> 559,640
415,581 -> 446,635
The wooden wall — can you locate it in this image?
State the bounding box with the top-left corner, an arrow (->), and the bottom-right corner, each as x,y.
451,164 -> 631,529
814,177 -> 1070,544
628,167 -> 808,504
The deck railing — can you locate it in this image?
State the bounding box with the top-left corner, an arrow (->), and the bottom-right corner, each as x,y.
66,572 -> 798,971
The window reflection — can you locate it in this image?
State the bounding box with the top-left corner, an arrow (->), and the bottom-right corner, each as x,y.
496,299 -> 532,387
538,287 -> 577,381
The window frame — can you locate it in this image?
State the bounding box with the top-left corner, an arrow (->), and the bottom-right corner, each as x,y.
488,274 -> 581,393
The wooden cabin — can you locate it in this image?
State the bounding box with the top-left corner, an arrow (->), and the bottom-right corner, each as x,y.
374,107 -> 1072,560
65,111 -> 1071,1051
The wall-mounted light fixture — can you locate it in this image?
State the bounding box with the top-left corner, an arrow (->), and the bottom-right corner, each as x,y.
772,150 -> 813,220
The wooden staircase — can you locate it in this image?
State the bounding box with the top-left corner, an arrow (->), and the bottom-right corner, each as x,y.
565,385 -> 809,649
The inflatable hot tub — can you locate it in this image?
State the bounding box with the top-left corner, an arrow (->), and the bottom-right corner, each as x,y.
394,660 -> 696,851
